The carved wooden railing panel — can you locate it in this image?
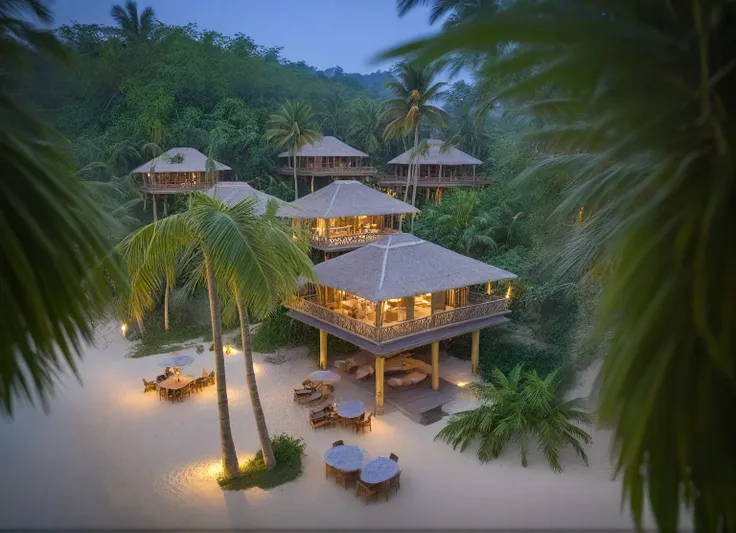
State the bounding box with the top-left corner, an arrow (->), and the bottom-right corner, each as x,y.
286,293 -> 509,343
278,166 -> 376,175
311,231 -> 398,249
375,174 -> 492,185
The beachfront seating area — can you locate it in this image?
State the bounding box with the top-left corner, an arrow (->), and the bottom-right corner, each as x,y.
143,368 -> 215,402
324,442 -> 401,502
309,405 -> 373,433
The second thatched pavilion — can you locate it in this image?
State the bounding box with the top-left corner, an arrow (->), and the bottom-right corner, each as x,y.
286,233 -> 516,415
278,180 -> 418,255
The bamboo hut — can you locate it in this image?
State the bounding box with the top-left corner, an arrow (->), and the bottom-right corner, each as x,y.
377,139 -> 490,201
131,147 -> 231,220
278,180 -> 419,253
285,233 -> 517,414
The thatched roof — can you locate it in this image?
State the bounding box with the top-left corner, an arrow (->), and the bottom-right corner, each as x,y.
131,147 -> 231,174
278,136 -> 368,158
313,233 -> 516,301
277,180 -> 419,219
205,182 -> 281,215
387,139 -> 483,166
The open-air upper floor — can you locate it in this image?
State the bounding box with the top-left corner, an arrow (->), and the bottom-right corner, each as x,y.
277,136 -> 375,178
285,233 -> 516,355
132,147 -> 231,194
278,180 -> 419,252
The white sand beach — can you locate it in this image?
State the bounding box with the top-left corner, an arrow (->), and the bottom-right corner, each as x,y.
0,321 -> 653,529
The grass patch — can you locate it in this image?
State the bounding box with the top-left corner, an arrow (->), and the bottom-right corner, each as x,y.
128,324 -> 212,358
219,434 -> 306,491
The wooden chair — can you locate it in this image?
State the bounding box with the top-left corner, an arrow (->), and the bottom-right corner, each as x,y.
206,371 -> 215,386
334,469 -> 358,490
356,479 -> 386,501
389,453 -> 399,462
388,471 -> 401,494
354,412 -> 373,434
332,440 -> 344,447
170,388 -> 182,402
142,378 -> 157,393
310,416 -> 334,430
193,377 -> 205,392
180,384 -> 191,400
157,386 -> 168,401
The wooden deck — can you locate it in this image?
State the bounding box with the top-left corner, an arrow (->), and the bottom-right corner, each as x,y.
334,351 -> 466,425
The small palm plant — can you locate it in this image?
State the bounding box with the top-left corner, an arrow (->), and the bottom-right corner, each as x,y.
436,365 -> 592,472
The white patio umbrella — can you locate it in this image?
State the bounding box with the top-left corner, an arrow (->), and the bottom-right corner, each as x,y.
307,370 -> 341,384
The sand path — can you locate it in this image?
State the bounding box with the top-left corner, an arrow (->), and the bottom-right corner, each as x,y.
0,321 -> 653,529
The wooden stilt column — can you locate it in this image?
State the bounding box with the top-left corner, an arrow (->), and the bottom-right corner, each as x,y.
319,329 -> 327,370
471,329 -> 480,375
375,356 -> 385,414
163,196 -> 168,217
431,342 -> 440,391
152,193 -> 158,221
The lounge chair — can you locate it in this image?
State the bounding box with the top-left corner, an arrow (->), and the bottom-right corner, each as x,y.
354,412 -> 373,434
387,371 -> 428,388
355,364 -> 374,380
344,352 -> 374,373
297,390 -> 325,405
384,353 -> 410,374
310,412 -> 334,430
142,378 -> 157,393
294,387 -> 314,400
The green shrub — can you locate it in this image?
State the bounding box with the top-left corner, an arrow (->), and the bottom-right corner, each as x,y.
253,306 -> 357,358
219,434 -> 306,491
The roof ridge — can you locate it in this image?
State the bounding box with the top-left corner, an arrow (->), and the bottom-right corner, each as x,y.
378,235 -> 392,292
323,181 -> 345,218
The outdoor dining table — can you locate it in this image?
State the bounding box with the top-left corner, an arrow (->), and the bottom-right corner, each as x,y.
336,399 -> 365,420
324,445 -> 363,473
158,374 -> 195,390
360,457 -> 399,485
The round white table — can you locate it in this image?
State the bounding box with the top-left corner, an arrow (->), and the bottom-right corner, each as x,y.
360,457 -> 399,484
324,445 -> 363,472
337,399 -> 365,419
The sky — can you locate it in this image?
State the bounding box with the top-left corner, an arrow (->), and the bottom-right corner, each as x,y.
50,0 -> 437,73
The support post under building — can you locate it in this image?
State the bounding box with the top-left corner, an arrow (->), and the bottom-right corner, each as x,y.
471,329 -> 480,375
375,356 -> 385,415
431,342 -> 440,391
319,329 -> 327,370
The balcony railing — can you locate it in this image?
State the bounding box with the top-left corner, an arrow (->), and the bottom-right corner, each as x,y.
140,181 -> 213,191
278,166 -> 376,176
375,174 -> 492,186
311,231 -> 398,249
286,292 -> 509,344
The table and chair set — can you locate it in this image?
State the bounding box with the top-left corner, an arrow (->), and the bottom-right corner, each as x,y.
141,355 -> 215,402
324,442 -> 401,502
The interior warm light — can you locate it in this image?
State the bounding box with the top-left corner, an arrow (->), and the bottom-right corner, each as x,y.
505,283 -> 512,299
457,381 -> 468,388
121,323 -> 128,336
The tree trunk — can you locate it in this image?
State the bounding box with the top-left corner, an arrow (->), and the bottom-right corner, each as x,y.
410,125 -> 420,232
293,153 -> 299,200
136,315 -> 145,337
236,298 -> 277,469
205,256 -> 239,479
163,280 -> 169,332
310,175 -> 314,193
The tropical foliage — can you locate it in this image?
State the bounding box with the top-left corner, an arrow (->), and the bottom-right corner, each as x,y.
264,100 -> 321,199
437,365 -> 592,472
117,193 -> 313,477
110,1 -> 156,41
386,0 -> 736,531
1,0 -> 121,416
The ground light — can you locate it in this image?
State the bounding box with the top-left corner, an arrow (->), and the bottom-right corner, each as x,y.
121,323 -> 128,336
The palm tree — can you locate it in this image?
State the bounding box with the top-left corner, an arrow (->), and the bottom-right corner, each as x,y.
436,365 -> 592,471
264,101 -> 321,200
230,200 -> 313,468
320,91 -> 347,139
117,194 -> 313,476
1,0 -> 120,416
381,62 -> 448,210
110,1 -> 156,41
347,97 -> 384,154
384,1 -> 736,530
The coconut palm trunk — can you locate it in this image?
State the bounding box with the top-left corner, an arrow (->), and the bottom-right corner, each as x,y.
409,126 -> 420,232
236,298 -> 277,469
292,151 -> 299,200
163,280 -> 169,332
136,314 -> 145,336
204,254 -> 239,478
